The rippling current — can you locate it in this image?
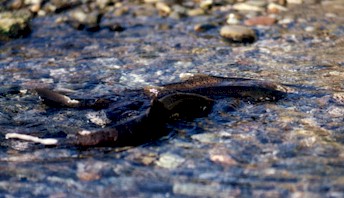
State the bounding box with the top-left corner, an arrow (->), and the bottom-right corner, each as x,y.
1,2 -> 344,197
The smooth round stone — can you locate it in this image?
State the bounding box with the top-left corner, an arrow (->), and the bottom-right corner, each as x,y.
220,25 -> 257,43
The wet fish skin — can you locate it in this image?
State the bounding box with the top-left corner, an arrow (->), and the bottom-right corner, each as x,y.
177,86 -> 286,101
74,93 -> 215,147
35,88 -> 81,108
74,99 -> 169,147
73,128 -> 119,147
156,74 -> 287,102
158,92 -> 215,120
34,74 -> 288,147
35,88 -> 112,109
106,100 -> 146,123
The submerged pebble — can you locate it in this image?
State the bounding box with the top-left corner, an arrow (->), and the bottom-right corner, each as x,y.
191,133 -> 217,143
86,111 -> 111,127
209,147 -> 238,166
220,25 -> 257,43
156,153 -> 185,169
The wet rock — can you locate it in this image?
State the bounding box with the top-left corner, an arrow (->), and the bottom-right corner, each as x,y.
289,0 -> 321,4
172,4 -> 187,15
136,153 -> 157,166
76,161 -> 109,181
220,25 -> 257,43
126,150 -> 158,165
113,6 -> 129,16
226,13 -> 242,25
133,4 -> 157,17
144,0 -> 159,2
267,2 -> 288,13
209,147 -> 237,166
25,0 -> 43,13
96,0 -> 112,10
67,9 -> 102,31
278,17 -> 294,25
156,153 -> 185,169
191,133 -> 217,143
332,92 -> 344,105
170,4 -> 187,18
29,3 -> 40,13
233,2 -> 265,12
156,2 -> 171,16
194,23 -> 217,32
0,9 -> 32,40
200,0 -> 213,10
187,8 -> 205,16
49,0 -> 80,13
8,0 -> 25,10
277,0 -> 287,6
327,106 -> 344,118
305,26 -> 315,32
244,16 -> 277,26
287,0 -> 303,4
86,111 -> 111,127
246,0 -> 268,7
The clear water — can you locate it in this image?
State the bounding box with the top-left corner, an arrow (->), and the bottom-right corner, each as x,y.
0,2 -> 344,197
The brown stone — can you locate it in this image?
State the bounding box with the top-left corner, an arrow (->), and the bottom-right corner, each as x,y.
244,16 -> 277,26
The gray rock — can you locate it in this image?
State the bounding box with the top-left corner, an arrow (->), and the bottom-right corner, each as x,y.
191,133 -> 217,143
220,25 -> 257,43
155,153 -> 185,169
67,9 -> 101,31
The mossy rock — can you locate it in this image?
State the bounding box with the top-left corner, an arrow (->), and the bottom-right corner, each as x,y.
0,9 -> 33,40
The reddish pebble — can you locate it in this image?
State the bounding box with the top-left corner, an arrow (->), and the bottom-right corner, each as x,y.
244,16 -> 277,26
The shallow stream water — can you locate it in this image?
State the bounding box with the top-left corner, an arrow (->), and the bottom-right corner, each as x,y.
1,1 -> 344,197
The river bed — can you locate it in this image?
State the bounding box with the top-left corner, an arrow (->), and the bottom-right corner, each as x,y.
1,0 -> 344,197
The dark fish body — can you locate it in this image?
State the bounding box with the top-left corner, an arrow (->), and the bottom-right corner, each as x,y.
74,99 -> 169,147
173,85 -> 285,101
158,93 -> 215,119
154,74 -> 287,102
34,74 -> 288,147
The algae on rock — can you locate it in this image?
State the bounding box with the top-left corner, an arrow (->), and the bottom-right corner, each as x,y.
0,9 -> 33,40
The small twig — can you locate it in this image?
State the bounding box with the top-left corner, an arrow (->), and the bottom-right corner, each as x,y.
5,133 -> 58,145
